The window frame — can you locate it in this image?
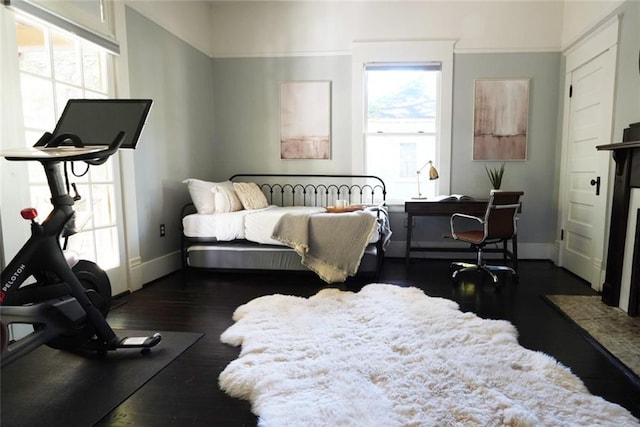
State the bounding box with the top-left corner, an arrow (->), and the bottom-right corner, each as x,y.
14,13 -> 125,271
351,41 -> 454,205
364,63 -> 440,199
6,0 -> 119,54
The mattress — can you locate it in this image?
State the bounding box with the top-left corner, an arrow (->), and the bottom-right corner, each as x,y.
182,206 -> 271,240
183,205 -> 381,245
186,240 -> 380,272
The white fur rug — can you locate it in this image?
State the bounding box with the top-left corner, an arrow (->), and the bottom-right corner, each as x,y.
219,284 -> 638,426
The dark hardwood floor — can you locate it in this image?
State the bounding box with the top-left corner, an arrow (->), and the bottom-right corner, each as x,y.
97,259 -> 640,426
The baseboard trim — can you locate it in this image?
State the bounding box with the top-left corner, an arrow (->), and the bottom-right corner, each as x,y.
387,240 -> 554,260
132,251 -> 182,288
132,242 -> 554,289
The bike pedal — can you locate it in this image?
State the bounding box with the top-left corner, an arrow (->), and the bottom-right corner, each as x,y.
118,332 -> 162,348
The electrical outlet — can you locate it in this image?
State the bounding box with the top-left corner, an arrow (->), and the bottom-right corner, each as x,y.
160,224 -> 166,237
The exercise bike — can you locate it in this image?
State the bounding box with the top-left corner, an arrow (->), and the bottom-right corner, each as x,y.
0,99 -> 161,367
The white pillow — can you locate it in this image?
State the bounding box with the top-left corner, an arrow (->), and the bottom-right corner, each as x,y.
212,185 -> 243,213
182,179 -> 234,214
233,182 -> 269,210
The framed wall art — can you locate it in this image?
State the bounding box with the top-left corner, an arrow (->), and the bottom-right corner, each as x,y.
280,81 -> 331,160
473,78 -> 529,161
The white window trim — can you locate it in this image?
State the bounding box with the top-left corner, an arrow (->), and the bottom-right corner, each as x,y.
110,0 -> 144,292
5,0 -> 119,54
351,40 -> 454,202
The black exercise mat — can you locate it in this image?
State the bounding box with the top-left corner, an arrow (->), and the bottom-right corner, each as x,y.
1,330 -> 203,427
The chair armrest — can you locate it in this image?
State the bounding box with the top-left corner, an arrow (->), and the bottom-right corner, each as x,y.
451,213 -> 482,222
450,213 -> 484,239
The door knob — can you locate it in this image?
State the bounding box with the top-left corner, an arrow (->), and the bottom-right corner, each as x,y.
590,176 -> 601,196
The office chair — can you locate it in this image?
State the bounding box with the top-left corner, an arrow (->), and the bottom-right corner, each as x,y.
445,190 -> 523,286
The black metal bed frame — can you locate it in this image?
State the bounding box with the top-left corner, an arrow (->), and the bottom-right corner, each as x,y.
228,173 -> 386,207
180,174 -> 387,277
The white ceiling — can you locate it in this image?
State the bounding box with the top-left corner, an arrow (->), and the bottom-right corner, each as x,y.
127,0 -> 624,58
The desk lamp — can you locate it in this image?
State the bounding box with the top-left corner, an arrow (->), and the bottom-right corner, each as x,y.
412,160 -> 439,199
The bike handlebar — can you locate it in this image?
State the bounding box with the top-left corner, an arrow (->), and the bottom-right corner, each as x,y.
50,131 -> 126,165
85,131 -> 126,165
45,133 -> 85,148
1,131 -> 127,164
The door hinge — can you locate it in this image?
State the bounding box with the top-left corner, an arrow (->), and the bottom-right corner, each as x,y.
569,85 -> 573,98
561,229 -> 564,240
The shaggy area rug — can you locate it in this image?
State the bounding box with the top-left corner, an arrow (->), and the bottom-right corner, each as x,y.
219,284 -> 638,426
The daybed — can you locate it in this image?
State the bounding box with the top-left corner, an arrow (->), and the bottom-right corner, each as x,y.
180,174 -> 390,282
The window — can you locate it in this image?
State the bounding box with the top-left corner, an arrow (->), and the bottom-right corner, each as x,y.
16,15 -> 120,269
6,0 -> 119,53
352,41 -> 454,205
365,64 -> 440,200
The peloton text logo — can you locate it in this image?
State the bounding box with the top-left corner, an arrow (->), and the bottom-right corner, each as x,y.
1,264 -> 26,302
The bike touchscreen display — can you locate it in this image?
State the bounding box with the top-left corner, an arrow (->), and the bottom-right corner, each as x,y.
50,99 -> 152,149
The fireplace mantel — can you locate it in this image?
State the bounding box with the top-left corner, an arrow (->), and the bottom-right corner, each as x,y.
597,129 -> 640,316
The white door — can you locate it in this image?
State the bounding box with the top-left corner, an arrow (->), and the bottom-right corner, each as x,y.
559,24 -> 617,291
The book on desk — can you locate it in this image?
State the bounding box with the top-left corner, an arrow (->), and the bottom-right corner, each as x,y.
428,194 -> 474,202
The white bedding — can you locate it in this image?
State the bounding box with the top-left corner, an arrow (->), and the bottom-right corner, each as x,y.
183,206 -> 382,245
244,206 -> 326,245
182,208 -> 256,240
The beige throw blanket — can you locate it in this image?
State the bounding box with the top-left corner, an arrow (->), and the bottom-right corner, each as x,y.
271,211 -> 378,283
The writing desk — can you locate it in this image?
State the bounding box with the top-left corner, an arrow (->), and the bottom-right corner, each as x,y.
404,199 -> 518,266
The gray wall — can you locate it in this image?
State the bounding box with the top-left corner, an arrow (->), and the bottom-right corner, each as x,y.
211,56 -> 352,179
124,2 -> 638,266
126,7 -> 215,261
612,0 -> 640,143
211,52 -> 562,249
449,53 -> 561,245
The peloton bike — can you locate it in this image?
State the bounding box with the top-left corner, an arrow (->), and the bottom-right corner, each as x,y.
1,99 -> 161,367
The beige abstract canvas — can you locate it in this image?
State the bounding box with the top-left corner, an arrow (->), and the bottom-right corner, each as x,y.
473,79 -> 529,160
280,81 -> 331,159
